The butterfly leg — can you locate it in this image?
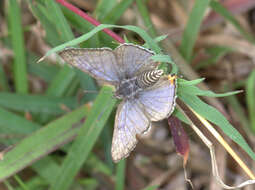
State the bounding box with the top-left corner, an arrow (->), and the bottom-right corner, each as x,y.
167,74 -> 177,85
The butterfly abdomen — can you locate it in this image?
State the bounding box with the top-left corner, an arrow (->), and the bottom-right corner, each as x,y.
137,70 -> 163,88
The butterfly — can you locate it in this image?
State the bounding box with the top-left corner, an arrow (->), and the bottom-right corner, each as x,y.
59,43 -> 177,162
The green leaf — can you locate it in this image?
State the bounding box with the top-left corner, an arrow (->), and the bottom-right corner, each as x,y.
246,70 -> 255,133
178,83 -> 242,97
179,92 -> 255,161
225,89 -> 250,130
0,92 -> 77,114
7,0 -> 28,94
0,105 -> 88,182
178,78 -> 205,86
179,0 -> 211,62
143,35 -> 168,49
49,86 -> 117,190
115,159 -> 126,190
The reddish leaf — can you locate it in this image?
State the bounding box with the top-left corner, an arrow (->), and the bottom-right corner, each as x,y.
168,116 -> 189,165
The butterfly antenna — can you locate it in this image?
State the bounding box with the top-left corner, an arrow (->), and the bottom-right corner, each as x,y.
83,90 -> 114,96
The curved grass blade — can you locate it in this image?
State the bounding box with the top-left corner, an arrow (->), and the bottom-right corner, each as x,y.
40,24 -> 163,62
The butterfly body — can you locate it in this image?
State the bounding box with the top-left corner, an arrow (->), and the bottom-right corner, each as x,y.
115,69 -> 163,100
59,43 -> 177,162
115,77 -> 141,99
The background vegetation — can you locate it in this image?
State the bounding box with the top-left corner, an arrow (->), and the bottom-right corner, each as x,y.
0,0 -> 255,189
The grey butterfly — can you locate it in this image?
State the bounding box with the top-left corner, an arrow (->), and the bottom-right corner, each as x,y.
59,43 -> 177,162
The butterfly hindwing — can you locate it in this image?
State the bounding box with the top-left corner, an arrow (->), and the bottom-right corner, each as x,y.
111,100 -> 151,162
137,77 -> 177,121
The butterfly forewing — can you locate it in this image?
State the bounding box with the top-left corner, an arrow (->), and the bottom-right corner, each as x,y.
137,77 -> 176,121
59,48 -> 122,84
115,44 -> 158,77
111,100 -> 151,162
58,44 -> 177,163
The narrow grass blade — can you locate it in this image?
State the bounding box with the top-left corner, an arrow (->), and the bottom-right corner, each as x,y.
0,92 -> 77,114
246,70 -> 255,133
27,53 -> 60,83
31,156 -> 61,184
210,0 -> 255,43
0,107 -> 40,134
7,0 -> 28,94
143,35 -> 168,49
178,83 -> 242,97
45,1 -> 74,42
178,92 -> 255,161
50,86 -> 117,190
28,0 -> 77,96
178,78 -> 205,86
142,186 -> 158,190
0,105 -> 88,182
41,24 -> 162,60
102,0 -> 135,24
15,176 -> 48,190
3,180 -> 14,190
136,0 -> 157,37
0,64 -> 9,91
115,159 -> 126,190
61,6 -> 101,48
14,175 -> 30,190
94,0 -> 117,21
45,66 -> 76,96
179,0 -> 211,62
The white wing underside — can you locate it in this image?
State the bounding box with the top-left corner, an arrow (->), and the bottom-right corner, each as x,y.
111,77 -> 176,162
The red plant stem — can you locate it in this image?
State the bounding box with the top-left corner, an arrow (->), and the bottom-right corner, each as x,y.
55,0 -> 125,43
